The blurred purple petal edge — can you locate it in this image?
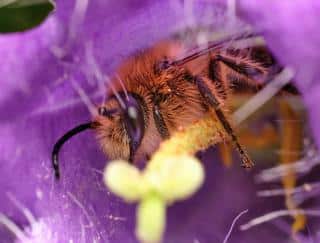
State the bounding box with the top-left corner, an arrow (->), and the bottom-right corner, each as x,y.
0,0 -> 319,242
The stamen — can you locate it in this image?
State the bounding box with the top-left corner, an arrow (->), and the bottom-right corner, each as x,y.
257,182 -> 319,198
256,154 -> 320,183
0,213 -> 28,241
7,192 -> 36,225
233,68 -> 295,125
240,209 -> 320,231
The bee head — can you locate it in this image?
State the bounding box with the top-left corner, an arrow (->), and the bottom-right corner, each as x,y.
51,92 -> 146,180
95,93 -> 146,162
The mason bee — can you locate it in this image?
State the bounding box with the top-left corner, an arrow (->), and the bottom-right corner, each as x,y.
52,35 -> 270,179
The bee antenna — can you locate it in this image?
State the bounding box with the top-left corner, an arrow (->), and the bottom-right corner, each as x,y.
52,122 -> 95,180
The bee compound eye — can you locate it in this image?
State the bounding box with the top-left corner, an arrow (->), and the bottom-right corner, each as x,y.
124,105 -> 143,138
128,106 -> 138,119
123,99 -> 145,146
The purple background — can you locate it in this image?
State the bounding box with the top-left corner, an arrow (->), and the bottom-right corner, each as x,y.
0,0 -> 319,242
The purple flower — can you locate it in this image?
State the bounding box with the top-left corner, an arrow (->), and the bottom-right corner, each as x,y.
0,1 -> 319,243
238,0 -> 320,149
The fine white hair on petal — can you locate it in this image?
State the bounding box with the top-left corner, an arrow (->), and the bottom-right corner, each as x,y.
107,215 -> 126,221
79,218 -> 86,243
31,90 -> 104,115
6,192 -> 37,226
69,0 -> 89,43
0,213 -> 28,242
0,194 -> 57,243
66,192 -> 106,242
70,78 -> 98,116
51,0 -> 89,58
105,74 -> 126,109
84,40 -> 107,104
223,209 -> 248,243
67,191 -> 94,229
83,40 -> 126,109
23,218 -> 57,243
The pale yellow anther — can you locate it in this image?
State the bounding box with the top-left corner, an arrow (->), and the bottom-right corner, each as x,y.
145,155 -> 204,203
104,111 -> 225,243
136,194 -> 166,243
104,160 -> 146,202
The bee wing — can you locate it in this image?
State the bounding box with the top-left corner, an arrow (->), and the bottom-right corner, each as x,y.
173,32 -> 259,66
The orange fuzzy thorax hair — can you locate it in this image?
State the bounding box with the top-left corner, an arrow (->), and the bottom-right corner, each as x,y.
94,41 -> 265,165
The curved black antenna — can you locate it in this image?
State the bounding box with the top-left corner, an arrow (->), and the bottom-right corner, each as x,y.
52,122 -> 95,180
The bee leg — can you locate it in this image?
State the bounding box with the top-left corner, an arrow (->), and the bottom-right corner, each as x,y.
209,54 -> 266,93
208,58 -> 229,100
215,54 -> 266,77
195,76 -> 254,168
212,55 -> 301,97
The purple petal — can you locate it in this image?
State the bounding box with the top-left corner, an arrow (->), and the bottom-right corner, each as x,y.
238,0 -> 320,148
0,0 -> 319,242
